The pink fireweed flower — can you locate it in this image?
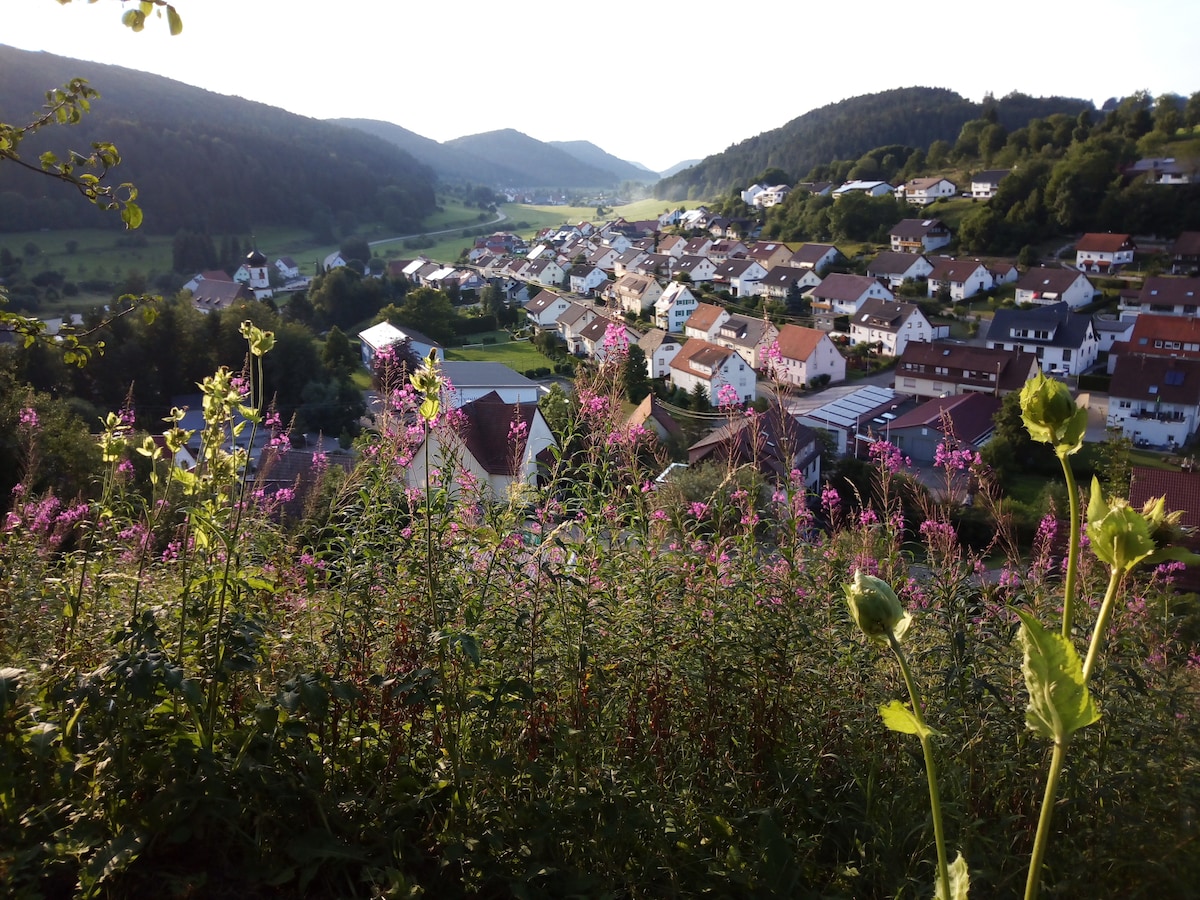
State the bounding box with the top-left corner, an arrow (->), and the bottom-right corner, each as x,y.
820,485 -> 841,513
689,501 -> 709,519
869,439 -> 906,474
601,321 -> 630,361
18,407 -> 39,429
716,383 -> 741,408
508,416 -> 529,443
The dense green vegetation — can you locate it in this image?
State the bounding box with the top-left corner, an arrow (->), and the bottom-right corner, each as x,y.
655,87 -> 1093,201
701,91 -> 1200,252
1,340 -> 1197,898
0,45 -> 437,235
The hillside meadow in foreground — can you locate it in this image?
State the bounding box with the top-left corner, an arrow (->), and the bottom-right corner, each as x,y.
1,328 -> 1197,899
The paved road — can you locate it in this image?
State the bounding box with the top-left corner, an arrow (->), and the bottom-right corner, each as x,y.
367,210 -> 508,249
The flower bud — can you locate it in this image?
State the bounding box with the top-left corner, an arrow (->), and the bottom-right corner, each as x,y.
843,570 -> 912,644
1020,369 -> 1087,455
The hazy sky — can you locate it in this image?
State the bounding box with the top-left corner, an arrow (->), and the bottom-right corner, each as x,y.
5,0 -> 1199,173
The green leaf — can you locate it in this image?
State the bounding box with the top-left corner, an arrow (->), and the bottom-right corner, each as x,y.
879,699 -> 938,738
0,667 -> 26,715
120,201 -> 143,230
167,5 -> 183,35
1015,609 -> 1099,743
935,851 -> 971,899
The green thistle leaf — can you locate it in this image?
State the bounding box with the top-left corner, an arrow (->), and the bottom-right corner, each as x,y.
1015,609 -> 1099,744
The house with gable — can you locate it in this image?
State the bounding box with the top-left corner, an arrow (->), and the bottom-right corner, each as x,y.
894,342 -> 1038,399
407,391 -> 556,499
1014,267 -> 1097,309
682,236 -> 714,257
685,302 -> 731,341
1108,314 -> 1200,373
658,234 -> 688,258
741,183 -> 768,205
524,258 -> 565,287
357,321 -> 444,370
440,362 -> 543,406
613,248 -> 651,277
745,241 -> 793,271
774,324 -> 846,388
182,269 -> 233,293
188,278 -> 252,314
708,239 -> 747,263
891,219 -> 952,254
525,289 -> 572,330
760,265 -> 822,301
578,317 -> 642,361
569,264 -> 608,295
675,255 -> 718,283
833,180 -> 895,198
849,298 -> 933,357
587,245 -> 621,272
711,314 -> 779,369
688,409 -> 821,488
668,339 -> 757,404
627,394 -> 683,444
638,329 -> 683,379
902,176 -> 957,205
866,251 -> 934,289
809,273 -> 895,332
752,185 -> 793,208
1076,233 -> 1136,273
1118,276 -> 1200,319
885,393 -> 1001,466
1170,232 -> 1200,275
711,258 -> 768,297
789,243 -> 844,273
557,302 -> 598,353
986,302 -> 1099,375
970,170 -> 1010,199
275,257 -> 300,280
926,258 -> 995,302
611,272 -> 664,315
1107,355 -> 1200,446
655,282 -> 700,333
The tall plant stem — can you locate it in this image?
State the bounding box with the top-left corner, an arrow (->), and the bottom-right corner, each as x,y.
1059,452 -> 1081,638
1082,567 -> 1124,684
887,631 -> 950,900
1024,738 -> 1069,900
1025,566 -> 1121,899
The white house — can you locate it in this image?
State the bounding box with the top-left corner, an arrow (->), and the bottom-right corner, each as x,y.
638,329 -> 683,379
711,258 -> 768,297
569,264 -> 608,295
685,302 -> 731,342
760,265 -> 822,301
525,289 -> 572,330
1075,233 -> 1136,273
1118,276 -> 1200,319
675,255 -> 718,283
926,258 -> 995,302
890,219 -> 952,254
668,339 -> 757,404
833,180 -> 895,198
752,184 -> 793,208
274,256 -> 300,280
655,282 -> 700,332
710,314 -> 779,369
970,169 -> 1010,199
790,243 -> 844,273
809,274 -> 895,331
440,362 -> 543,406
741,183 -> 767,205
610,272 -> 663,315
849,298 -> 933,357
1106,355 -> 1200,447
865,251 -> 933,289
773,324 -> 846,388
407,392 -> 556,499
902,177 -> 957,205
1014,268 -> 1096,309
357,321 -> 444,369
987,302 -> 1099,376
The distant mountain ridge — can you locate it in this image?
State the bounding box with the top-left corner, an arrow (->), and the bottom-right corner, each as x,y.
0,45 -> 438,235
655,86 -> 1094,200
331,120 -> 661,189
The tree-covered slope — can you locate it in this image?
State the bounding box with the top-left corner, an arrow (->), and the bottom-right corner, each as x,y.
655,86 -> 1093,200
444,129 -> 622,188
548,140 -> 657,183
0,46 -> 437,234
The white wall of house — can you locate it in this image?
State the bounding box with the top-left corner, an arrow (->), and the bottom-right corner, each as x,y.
1106,398 -> 1197,446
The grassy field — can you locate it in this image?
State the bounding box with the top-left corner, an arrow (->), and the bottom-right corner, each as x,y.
444,335 -> 549,372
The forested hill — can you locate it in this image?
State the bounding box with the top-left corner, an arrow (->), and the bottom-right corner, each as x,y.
654,86 -> 1093,200
443,129 -> 627,188
0,45 -> 437,235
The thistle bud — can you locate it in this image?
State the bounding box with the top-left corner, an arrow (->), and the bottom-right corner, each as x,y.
843,570 -> 912,644
1019,369 -> 1087,456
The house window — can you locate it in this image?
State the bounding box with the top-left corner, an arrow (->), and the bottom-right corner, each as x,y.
935,366 -> 949,375
902,378 -> 917,388
1063,349 -> 1072,361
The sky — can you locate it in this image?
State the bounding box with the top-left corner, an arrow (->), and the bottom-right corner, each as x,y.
5,0 -> 1200,174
